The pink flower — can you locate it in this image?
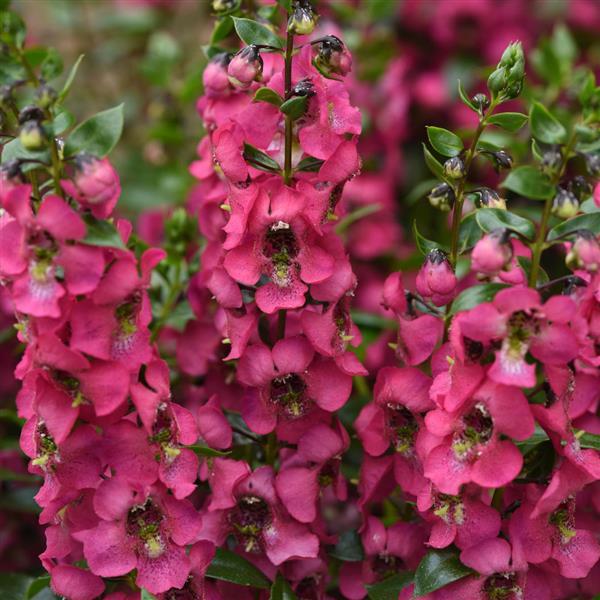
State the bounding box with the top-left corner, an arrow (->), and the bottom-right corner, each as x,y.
204,53 -> 232,98
594,181 -> 600,208
471,229 -> 512,276
228,45 -> 263,88
75,479 -> 201,594
50,565 -> 105,600
236,336 -> 351,439
456,287 -> 579,387
61,155 -> 121,219
201,462 -> 319,565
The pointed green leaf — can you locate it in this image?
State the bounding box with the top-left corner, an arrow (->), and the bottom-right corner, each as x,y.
270,574 -> 297,600
486,112 -> 528,132
232,17 -> 283,49
58,54 -> 84,102
476,207 -> 535,239
501,166 -> 555,200
254,87 -> 283,107
367,572 -> 414,600
64,104 -> 124,157
458,212 -> 483,253
329,530 -> 364,562
211,15 -> 234,44
141,591 -> 158,600
413,549 -> 474,596
547,212 -> 600,241
206,547 -> 271,588
449,283 -> 509,316
40,47 -> 63,80
187,444 -> 230,457
530,102 -> 567,144
295,155 -> 323,172
426,126 -> 463,157
280,95 -> 308,120
579,432 -> 600,450
81,216 -> 127,250
26,576 -> 51,599
0,573 -> 33,600
243,142 -> 280,173
413,221 -> 445,255
457,80 -> 476,111
422,143 -> 446,181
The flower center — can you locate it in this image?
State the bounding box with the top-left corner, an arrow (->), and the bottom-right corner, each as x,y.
54,371 -> 86,407
126,499 -> 165,559
385,404 -> 418,456
270,373 -> 308,419
483,573 -> 522,600
150,404 -> 181,463
372,553 -> 399,580
32,422 -> 58,470
112,300 -> 139,358
263,224 -> 299,287
433,493 -> 465,525
549,501 -> 576,545
452,403 -> 493,460
229,495 -> 271,553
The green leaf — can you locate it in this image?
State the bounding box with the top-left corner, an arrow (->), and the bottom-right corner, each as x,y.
329,530 -> 364,562
164,300 -> 194,332
187,444 -> 230,457
49,109 -> 75,136
280,96 -> 308,120
457,80 -> 476,111
501,166 -> 555,200
476,207 -> 535,239
27,576 -> 51,599
58,54 -> 84,102
517,425 -> 550,454
547,213 -> 600,241
64,104 -> 124,158
40,47 -> 63,80
1,137 -> 49,167
335,204 -> 381,235
449,283 -> 509,315
0,572 -> 33,600
243,142 -> 280,173
517,256 -> 549,285
81,216 -> 127,250
254,87 -> 283,107
270,574 -> 297,600
458,212 -> 483,253
413,221 -> 444,255
279,96 -> 308,121
530,102 -> 567,144
141,591 -> 158,600
231,17 -> 283,49
367,572 -> 414,600
581,198 -> 600,214
426,126 -> 463,157
413,549 -> 473,597
579,432 -> 600,450
211,15 -> 234,44
295,155 -> 323,172
205,547 -> 271,588
422,143 -> 446,181
486,112 -> 528,132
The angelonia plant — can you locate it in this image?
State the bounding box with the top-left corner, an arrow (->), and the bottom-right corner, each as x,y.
1,1 -> 600,600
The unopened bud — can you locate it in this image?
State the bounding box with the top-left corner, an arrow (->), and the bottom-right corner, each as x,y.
416,248 -> 457,307
471,229 -> 512,276
584,153 -> 600,177
288,0 -> 317,35
428,182 -> 455,211
492,150 -> 513,170
552,187 -> 579,219
569,176 -> 592,201
562,275 -> 587,296
313,35 -> 352,77
292,78 -> 315,97
471,93 -> 489,112
541,149 -> 562,175
18,105 -> 44,125
227,45 -> 263,89
566,230 -> 600,273
443,156 -> 466,179
478,188 -> 506,210
203,53 -> 232,97
36,84 -> 57,109
19,120 -> 45,150
211,0 -> 238,13
487,41 -> 525,100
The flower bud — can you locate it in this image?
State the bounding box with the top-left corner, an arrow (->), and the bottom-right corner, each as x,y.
288,0 -> 317,35
552,187 -> 579,219
428,182 -> 455,211
443,156 -> 465,179
227,45 -> 263,89
203,53 -> 232,97
487,41 -> 525,100
292,78 -> 315,97
18,105 -> 44,125
313,35 -> 352,77
471,93 -> 489,112
211,0 -> 238,13
61,153 -> 120,218
19,120 -> 45,151
478,188 -> 506,210
36,84 -> 57,109
540,148 -> 562,176
566,230 -> 600,272
492,150 -> 513,170
569,175 -> 592,201
416,248 -> 457,306
562,275 -> 587,296
584,152 -> 600,177
471,229 -> 512,276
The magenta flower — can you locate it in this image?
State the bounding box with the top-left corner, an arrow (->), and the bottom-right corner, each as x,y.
201,461 -> 319,565
236,336 -> 351,438
75,479 -> 202,594
416,249 -> 457,306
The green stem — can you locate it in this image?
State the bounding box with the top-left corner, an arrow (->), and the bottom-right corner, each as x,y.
151,262 -> 183,342
528,131 -> 577,287
283,29 -> 294,185
448,102 -> 496,267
